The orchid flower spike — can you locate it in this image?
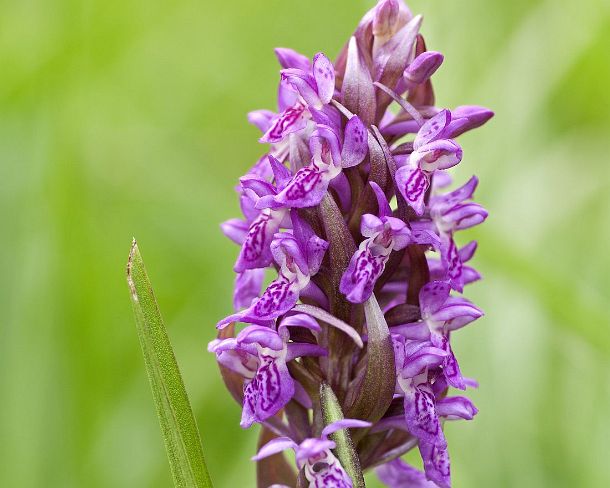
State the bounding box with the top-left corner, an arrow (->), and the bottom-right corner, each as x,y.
213,1 -> 493,487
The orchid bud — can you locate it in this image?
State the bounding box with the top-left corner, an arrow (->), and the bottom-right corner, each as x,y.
404,50 -> 444,86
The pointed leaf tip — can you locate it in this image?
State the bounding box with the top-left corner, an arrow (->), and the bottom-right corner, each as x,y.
127,241 -> 213,488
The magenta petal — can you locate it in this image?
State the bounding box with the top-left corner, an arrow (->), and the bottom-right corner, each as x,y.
220,275 -> 300,328
414,109 -> 451,148
274,47 -> 311,71
252,436 -> 297,461
234,209 -> 284,272
241,354 -> 295,427
247,109 -> 275,133
361,214 -> 384,237
282,68 -> 321,108
233,269 -> 264,310
369,181 -> 392,218
443,203 -> 488,231
419,441 -> 451,488
341,116 -> 368,168
419,281 -> 451,317
432,176 -> 478,212
260,103 -> 308,144
268,154 -> 292,189
436,396 -> 478,420
273,163 -> 334,208
286,343 -> 327,361
400,343 -> 448,378
321,418 -> 372,439
459,240 -> 478,262
237,324 -> 285,350
376,458 -> 438,488
414,139 -> 462,171
313,52 -> 335,105
395,166 -> 429,216
431,333 -> 465,390
441,236 -> 464,292
340,245 -> 388,303
446,105 -> 494,137
305,234 -> 329,274
221,218 -> 249,245
403,384 -> 445,446
279,312 -> 321,332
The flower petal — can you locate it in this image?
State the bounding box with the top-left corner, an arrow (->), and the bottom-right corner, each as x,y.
419,280 -> 451,317
321,418 -> 372,439
403,384 -> 445,446
274,47 -> 310,71
252,436 -> 298,461
260,103 -> 308,144
241,354 -> 295,428
395,166 -> 429,216
272,163 -> 336,209
341,116 -> 368,168
340,244 -> 388,303
313,52 -> 335,105
234,209 -> 285,272
233,269 -> 264,310
369,181 -> 392,218
436,396 -> 478,420
376,458 -> 438,488
221,218 -> 249,245
414,109 -> 451,148
412,139 -> 462,172
419,441 -> 451,488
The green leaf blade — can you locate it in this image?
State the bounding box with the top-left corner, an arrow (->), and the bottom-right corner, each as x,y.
127,240 -> 213,488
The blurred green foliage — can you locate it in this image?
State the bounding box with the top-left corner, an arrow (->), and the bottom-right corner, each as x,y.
0,0 -> 608,487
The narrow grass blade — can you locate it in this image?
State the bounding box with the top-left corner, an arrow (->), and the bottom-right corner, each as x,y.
320,383 -> 366,488
127,240 -> 213,488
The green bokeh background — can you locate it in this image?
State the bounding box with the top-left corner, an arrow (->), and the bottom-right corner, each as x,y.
1,0 -> 609,486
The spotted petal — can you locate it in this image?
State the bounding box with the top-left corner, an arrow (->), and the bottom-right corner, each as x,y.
340,244 -> 388,303
313,52 -> 335,105
395,166 -> 429,216
414,109 -> 451,149
403,383 -> 445,446
271,163 -> 337,209
260,103 -> 308,144
234,208 -> 286,272
341,116 -> 368,168
419,441 -> 451,488
241,353 -> 295,428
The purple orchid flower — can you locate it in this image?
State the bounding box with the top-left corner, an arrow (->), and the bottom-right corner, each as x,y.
258,115 -> 368,210
259,52 -> 335,146
428,240 -> 481,289
392,281 -> 483,389
253,419 -> 372,487
392,334 -> 447,447
218,226 -> 328,328
209,316 -> 325,428
229,157 -> 292,274
429,176 -> 488,291
395,110 -> 463,215
340,182 -> 439,303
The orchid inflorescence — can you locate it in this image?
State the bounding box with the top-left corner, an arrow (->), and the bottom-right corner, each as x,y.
210,1 -> 492,486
